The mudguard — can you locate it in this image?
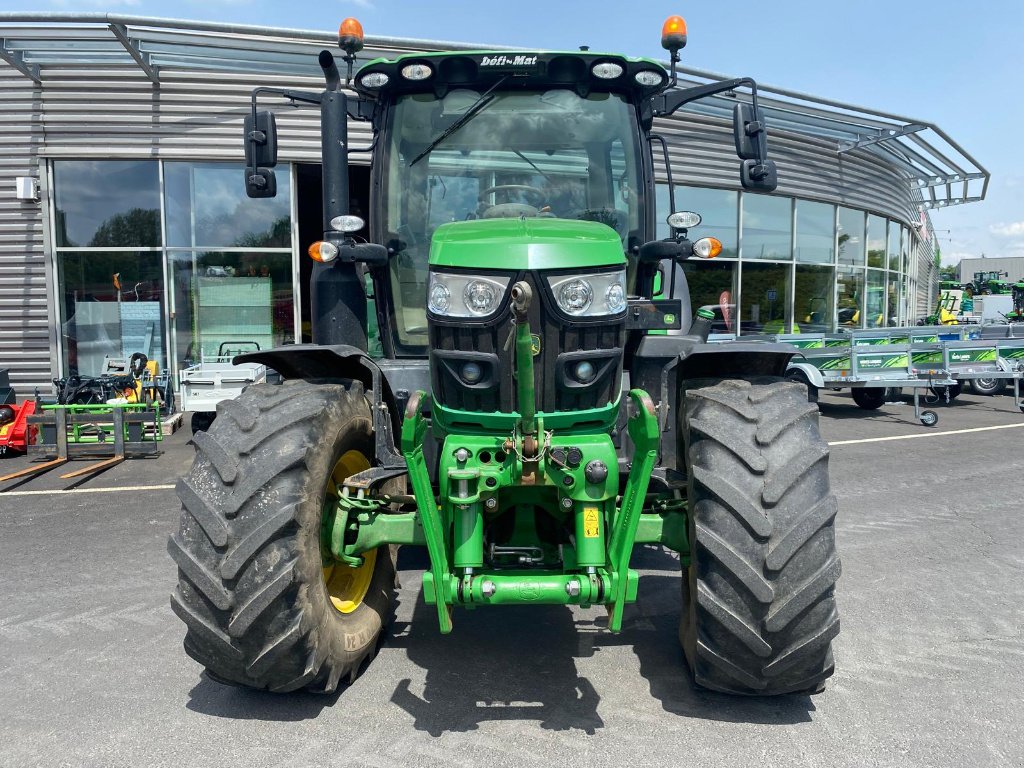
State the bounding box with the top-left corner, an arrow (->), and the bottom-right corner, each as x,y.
785,360 -> 825,389
236,343 -> 376,387
235,343 -> 407,467
676,340 -> 796,380
628,336 -> 799,481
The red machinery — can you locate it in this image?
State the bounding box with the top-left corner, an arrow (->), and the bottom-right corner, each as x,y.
0,400 -> 36,456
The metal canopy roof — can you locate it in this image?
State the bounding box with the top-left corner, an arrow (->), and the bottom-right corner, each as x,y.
0,12 -> 988,209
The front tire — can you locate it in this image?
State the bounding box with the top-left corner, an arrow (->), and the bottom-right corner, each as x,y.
680,379 -> 841,695
169,379 -> 394,693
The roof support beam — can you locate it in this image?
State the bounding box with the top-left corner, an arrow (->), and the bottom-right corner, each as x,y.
108,23 -> 158,85
0,36 -> 41,83
837,123 -> 927,153
915,172 -> 986,189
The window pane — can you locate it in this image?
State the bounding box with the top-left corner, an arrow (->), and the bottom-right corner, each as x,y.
678,187 -> 738,257
901,227 -> 911,275
169,251 -> 295,368
794,200 -> 834,264
655,183 -> 672,239
795,265 -> 834,333
54,161 -> 160,248
887,222 -> 901,271
865,268 -> 886,327
682,260 -> 738,334
837,207 -> 864,265
902,275 -> 911,324
866,214 -> 886,268
837,266 -> 864,328
887,272 -> 900,327
740,262 -> 791,334
57,251 -> 165,376
165,162 -> 292,248
741,194 -> 791,260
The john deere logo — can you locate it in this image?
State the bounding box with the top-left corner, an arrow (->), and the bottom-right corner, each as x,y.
530,334 -> 541,356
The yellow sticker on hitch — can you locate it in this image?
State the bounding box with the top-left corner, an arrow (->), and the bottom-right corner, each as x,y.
583,506 -> 600,538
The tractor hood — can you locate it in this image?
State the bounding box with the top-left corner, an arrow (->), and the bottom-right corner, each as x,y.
428,218 -> 626,271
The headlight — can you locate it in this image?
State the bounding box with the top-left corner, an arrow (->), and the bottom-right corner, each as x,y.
428,272 -> 510,318
548,270 -> 627,317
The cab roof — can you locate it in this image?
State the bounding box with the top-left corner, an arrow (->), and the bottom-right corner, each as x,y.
353,49 -> 667,100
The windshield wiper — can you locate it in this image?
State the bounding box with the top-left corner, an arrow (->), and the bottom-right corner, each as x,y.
408,76 -> 508,168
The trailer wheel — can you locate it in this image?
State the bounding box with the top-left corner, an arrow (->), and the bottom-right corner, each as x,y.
851,387 -> 885,410
169,379 -> 394,693
970,377 -> 1005,396
679,379 -> 840,695
920,410 -> 939,427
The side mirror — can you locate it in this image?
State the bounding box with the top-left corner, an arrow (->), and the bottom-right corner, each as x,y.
733,102 -> 765,161
734,103 -> 778,192
740,159 -> 778,192
244,111 -> 278,168
244,168 -> 277,199
244,111 -> 278,199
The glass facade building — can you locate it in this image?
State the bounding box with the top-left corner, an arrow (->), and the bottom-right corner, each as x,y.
659,184 -> 918,336
50,158 -> 923,388
52,160 -> 296,379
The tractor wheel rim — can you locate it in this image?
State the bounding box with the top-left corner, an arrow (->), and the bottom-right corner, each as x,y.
322,449 -> 375,614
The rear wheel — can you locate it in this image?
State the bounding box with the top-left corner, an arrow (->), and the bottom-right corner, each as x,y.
680,378 -> 840,695
970,377 -> 1005,396
169,379 -> 394,693
851,387 -> 885,410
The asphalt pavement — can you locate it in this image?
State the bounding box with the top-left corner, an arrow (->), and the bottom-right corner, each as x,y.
1,388 -> 1022,768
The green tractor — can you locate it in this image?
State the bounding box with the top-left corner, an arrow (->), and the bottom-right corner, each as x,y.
169,15 -> 840,697
965,270 -> 1011,297
1007,281 -> 1024,322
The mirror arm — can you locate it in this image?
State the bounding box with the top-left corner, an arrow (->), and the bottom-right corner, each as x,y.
653,76 -> 759,123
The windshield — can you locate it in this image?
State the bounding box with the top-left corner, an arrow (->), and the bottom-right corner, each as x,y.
381,89 -> 643,353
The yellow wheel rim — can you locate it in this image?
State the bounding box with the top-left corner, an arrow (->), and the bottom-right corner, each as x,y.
323,449 -> 375,614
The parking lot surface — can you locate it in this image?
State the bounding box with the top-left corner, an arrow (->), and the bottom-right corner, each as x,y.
1,389 -> 1022,768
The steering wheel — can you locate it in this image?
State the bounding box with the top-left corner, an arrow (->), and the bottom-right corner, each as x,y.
479,184 -> 546,219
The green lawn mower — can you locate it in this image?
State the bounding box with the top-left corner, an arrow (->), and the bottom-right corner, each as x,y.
169,15 -> 841,697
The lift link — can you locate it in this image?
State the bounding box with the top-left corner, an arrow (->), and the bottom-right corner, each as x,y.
401,390 -> 454,633
606,389 -> 661,631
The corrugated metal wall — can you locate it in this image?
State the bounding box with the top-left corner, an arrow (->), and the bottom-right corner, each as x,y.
0,62 -> 49,394
0,45 -> 937,391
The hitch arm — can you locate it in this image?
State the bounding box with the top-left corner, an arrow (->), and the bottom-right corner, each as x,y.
400,391 -> 453,633
606,389 -> 660,631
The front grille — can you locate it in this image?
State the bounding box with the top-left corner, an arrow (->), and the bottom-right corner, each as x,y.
429,271 -> 625,415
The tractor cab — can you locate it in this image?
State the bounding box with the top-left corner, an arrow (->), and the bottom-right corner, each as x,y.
242,17 -> 778,362
356,52 -> 658,354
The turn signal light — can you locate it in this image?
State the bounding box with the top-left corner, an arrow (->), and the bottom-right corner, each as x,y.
339,18 -> 364,55
692,237 -> 722,259
308,240 -> 339,263
661,15 -> 688,51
